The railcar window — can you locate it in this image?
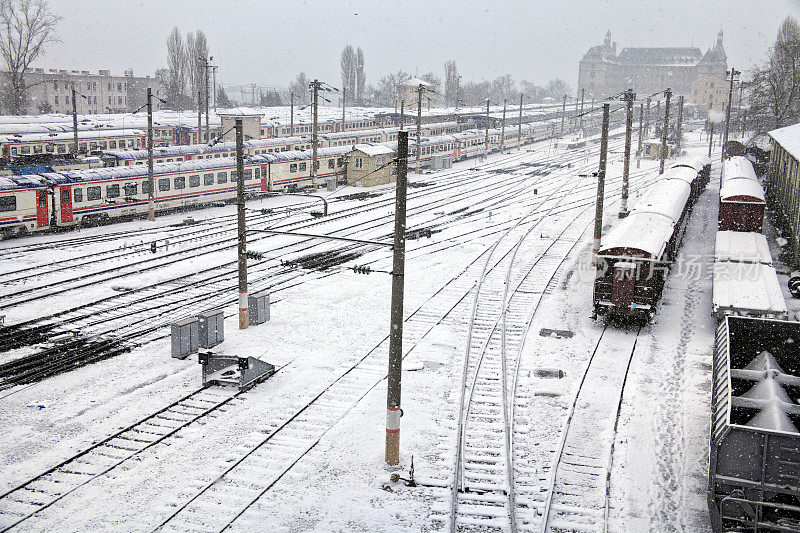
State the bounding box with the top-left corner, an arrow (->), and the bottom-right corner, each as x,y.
255,168 -> 260,179
73,188 -> 83,203
328,159 -> 335,169
98,141 -> 107,149
299,162 -> 307,171
61,190 -> 69,204
0,196 -> 16,211
158,178 -> 170,192
45,144 -> 54,153
204,173 -> 214,185
33,145 -> 43,154
243,169 -> 253,181
79,143 -> 87,151
290,163 -> 297,173
337,158 -> 343,167
87,186 -> 101,201
21,146 -> 30,154
106,184 -> 120,198
142,181 -> 150,194
11,148 -> 17,155
189,175 -> 200,187
217,172 -> 227,183
230,171 -> 237,182
174,177 -> 186,189
124,183 -> 138,196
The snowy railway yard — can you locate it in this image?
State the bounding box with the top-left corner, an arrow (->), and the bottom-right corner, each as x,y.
0,129 -> 788,533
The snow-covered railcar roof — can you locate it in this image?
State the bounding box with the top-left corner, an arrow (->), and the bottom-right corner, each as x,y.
631,178 -> 691,223
713,262 -> 787,317
715,231 -> 773,264
669,157 -> 705,173
250,146 -> 350,164
0,129 -> 145,143
720,178 -> 765,202
597,211 -> 675,258
660,166 -> 700,186
722,156 -> 757,183
352,143 -> 394,156
0,174 -> 48,191
42,157 -> 248,184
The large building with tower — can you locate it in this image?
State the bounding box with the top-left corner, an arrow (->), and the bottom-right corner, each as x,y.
577,30 -> 727,109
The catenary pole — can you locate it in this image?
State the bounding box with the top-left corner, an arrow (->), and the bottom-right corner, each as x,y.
636,102 -> 644,168
386,130 -> 408,466
484,98 -> 490,160
71,83 -> 79,155
659,89 -> 671,175
518,93 -> 523,149
197,89 -> 202,144
579,88 -> 585,130
722,67 -> 740,160
560,94 -> 567,136
235,118 -> 248,330
620,89 -> 634,218
676,95 -> 684,157
708,123 -> 715,158
204,59 -> 210,144
644,97 -> 651,137
342,87 -> 346,132
592,103 -> 610,265
147,88 -> 155,222
400,100 -> 404,131
310,79 -> 320,190
500,98 -> 506,154
290,93 -> 294,135
416,84 -> 423,174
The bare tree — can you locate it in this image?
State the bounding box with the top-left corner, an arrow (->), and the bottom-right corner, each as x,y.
355,47 -> 365,105
749,16 -> 800,133
444,60 -> 458,107
421,71 -> 441,106
374,70 -> 409,107
166,27 -> 188,109
0,0 -> 60,115
340,45 -> 355,104
545,79 -> 571,100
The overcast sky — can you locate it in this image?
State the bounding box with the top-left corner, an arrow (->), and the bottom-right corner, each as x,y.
41,0 -> 797,91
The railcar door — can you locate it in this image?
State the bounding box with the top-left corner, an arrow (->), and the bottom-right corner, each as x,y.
261,164 -> 269,192
59,186 -> 73,223
35,190 -> 49,227
2,144 -> 8,158
611,262 -> 636,309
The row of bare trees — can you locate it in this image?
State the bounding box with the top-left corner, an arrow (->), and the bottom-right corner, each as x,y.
160,27 -> 209,110
748,16 -> 800,135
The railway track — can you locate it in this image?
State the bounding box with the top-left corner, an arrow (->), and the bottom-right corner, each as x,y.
537,326 -> 641,533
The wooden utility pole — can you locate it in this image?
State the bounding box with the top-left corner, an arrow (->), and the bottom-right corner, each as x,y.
386,130 -> 408,466
71,83 -> 78,155
636,102 -> 644,168
592,103 -> 610,265
147,88 -> 155,222
310,79 -> 321,189
212,65 -> 217,112
620,89 -> 635,218
655,100 -> 661,135
517,93 -> 523,150
290,93 -> 294,135
573,95 -> 579,130
204,58 -> 210,144
400,100 -> 404,131
644,97 -> 651,138
723,67 -> 740,160
342,87 -> 346,132
579,88 -> 585,130
484,98 -> 490,160
560,94 -> 567,135
500,98 -> 507,154
659,89 -> 672,175
416,84 -> 424,174
197,89 -> 202,144
235,118 -> 248,330
675,95 -> 684,157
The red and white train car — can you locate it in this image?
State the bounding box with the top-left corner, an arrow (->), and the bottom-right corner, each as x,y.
719,156 -> 765,233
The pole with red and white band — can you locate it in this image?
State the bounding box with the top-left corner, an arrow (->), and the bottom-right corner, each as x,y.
386,131 -> 408,466
235,118 -> 249,329
592,103 -> 610,266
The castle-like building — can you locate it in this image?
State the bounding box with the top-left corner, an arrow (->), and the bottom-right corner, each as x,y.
577,30 -> 728,109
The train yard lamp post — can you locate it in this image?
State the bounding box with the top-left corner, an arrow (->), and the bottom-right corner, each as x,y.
235,118 -> 249,329
659,88 -> 672,175
619,89 -> 635,218
722,68 -> 740,161
386,130 -> 409,466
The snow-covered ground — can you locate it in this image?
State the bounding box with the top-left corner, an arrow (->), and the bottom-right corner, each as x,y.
0,127 -> 730,531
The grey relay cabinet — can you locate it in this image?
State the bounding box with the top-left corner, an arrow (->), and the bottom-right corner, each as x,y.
198,310 -> 225,348
171,317 -> 199,359
248,292 -> 270,325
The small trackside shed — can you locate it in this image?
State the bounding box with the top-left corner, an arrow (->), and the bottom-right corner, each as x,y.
347,143 -> 395,187
767,123 -> 800,262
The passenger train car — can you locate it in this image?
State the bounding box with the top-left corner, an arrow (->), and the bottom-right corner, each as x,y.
0,129 -> 146,160
0,147 -> 349,233
593,158 -> 710,321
